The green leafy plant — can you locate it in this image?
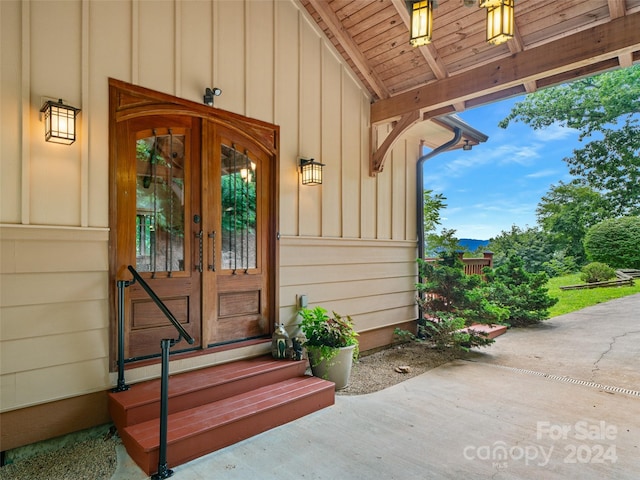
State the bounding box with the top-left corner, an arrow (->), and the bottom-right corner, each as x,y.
298,307 -> 359,365
413,252 -> 506,351
584,216 -> 640,269
580,262 -> 616,283
484,255 -> 558,327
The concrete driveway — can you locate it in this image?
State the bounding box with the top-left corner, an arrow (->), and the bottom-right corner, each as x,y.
114,294 -> 640,479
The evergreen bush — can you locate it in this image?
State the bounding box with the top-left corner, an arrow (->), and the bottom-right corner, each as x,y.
580,262 -> 616,283
484,256 -> 558,327
584,216 -> 640,269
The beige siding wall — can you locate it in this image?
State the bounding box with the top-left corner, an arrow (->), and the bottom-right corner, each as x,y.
0,0 -> 419,413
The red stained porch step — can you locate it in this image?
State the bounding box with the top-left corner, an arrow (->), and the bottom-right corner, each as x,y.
108,356 -> 308,431
120,376 -> 335,475
460,323 -> 508,339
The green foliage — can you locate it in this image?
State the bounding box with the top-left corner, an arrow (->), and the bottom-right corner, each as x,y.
415,252 -> 509,351
499,64 -> 640,136
541,252 -> 578,278
580,262 -> 616,284
547,273 -> 640,317
423,189 -> 447,233
221,173 -> 256,233
568,120 -> 640,217
536,182 -> 608,265
488,225 -> 554,273
425,228 -> 464,257
500,65 -> 640,221
298,307 -> 359,364
421,315 -> 494,352
584,216 -> 640,269
484,256 -> 558,327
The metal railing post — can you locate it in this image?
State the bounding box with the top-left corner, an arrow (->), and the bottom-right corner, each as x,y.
112,279 -> 133,392
152,337 -> 177,480
112,266 -> 195,477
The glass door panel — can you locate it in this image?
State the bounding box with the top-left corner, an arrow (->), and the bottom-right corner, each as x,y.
220,143 -> 257,272
135,131 -> 186,274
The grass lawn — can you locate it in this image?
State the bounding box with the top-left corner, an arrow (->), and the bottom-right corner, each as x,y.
546,273 -> 640,317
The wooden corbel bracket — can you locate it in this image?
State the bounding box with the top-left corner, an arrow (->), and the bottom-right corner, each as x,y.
370,110 -> 420,176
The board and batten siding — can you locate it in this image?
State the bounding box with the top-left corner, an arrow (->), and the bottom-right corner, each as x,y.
0,0 -> 420,424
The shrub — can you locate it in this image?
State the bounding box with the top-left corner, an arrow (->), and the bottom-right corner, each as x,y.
484,255 -> 558,327
580,262 -> 616,283
584,216 -> 640,269
541,253 -> 578,278
413,252 -> 508,351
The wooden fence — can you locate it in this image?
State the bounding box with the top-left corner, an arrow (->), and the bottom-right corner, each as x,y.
424,251 -> 494,277
559,269 -> 638,290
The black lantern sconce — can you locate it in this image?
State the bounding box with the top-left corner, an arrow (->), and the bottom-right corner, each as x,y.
203,87 -> 222,106
299,158 -> 324,186
40,99 -> 81,145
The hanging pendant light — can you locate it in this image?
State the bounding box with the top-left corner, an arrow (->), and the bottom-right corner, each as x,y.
484,0 -> 514,45
408,0 -> 434,47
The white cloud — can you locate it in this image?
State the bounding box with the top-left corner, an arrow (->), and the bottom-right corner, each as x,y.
532,122 -> 578,141
526,169 -> 559,179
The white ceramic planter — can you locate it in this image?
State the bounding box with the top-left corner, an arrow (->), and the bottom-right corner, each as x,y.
307,344 -> 356,390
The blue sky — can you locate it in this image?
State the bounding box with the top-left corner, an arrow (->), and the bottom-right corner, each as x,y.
423,96 -> 581,240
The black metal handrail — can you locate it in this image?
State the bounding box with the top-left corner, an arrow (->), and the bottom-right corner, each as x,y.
127,265 -> 195,345
112,265 -> 195,480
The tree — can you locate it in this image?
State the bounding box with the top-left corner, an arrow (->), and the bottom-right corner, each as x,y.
499,64 -> 640,217
569,120 -> 640,217
414,253 -> 508,350
425,228 -> 463,257
488,225 -> 554,273
536,182 -> 608,265
423,189 -> 447,233
584,216 -> 640,269
484,256 -> 558,327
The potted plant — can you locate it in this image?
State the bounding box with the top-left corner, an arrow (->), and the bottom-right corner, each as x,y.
298,306 -> 359,390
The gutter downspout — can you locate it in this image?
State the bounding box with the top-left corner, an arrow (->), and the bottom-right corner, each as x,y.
415,127 -> 462,322
416,127 -> 462,264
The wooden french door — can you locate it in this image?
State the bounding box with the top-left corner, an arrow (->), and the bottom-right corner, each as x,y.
109,79 -> 278,364
114,115 -> 203,360
202,124 -> 273,347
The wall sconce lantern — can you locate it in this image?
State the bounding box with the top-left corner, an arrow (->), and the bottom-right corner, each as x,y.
299,158 -> 324,186
407,0 -> 434,47
40,99 -> 81,145
482,0 -> 514,45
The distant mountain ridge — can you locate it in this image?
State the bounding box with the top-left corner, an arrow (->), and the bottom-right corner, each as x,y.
458,238 -> 490,251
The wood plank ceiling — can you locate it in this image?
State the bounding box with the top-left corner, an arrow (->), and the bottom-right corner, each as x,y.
301,0 -> 640,173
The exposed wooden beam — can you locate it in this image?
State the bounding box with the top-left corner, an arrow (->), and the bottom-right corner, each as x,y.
607,0 -> 633,68
371,12 -> 640,124
608,0 -> 626,19
307,0 -> 390,100
508,22 -> 537,94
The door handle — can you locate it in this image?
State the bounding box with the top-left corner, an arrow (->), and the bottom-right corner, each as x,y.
195,231 -> 203,272
208,231 -> 216,271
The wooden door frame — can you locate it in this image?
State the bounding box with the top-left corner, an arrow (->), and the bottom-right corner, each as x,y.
108,78 -> 280,370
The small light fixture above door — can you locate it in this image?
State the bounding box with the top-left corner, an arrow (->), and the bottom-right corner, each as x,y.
203,87 -> 222,106
407,0 -> 434,47
40,99 -> 81,145
299,158 -> 324,186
